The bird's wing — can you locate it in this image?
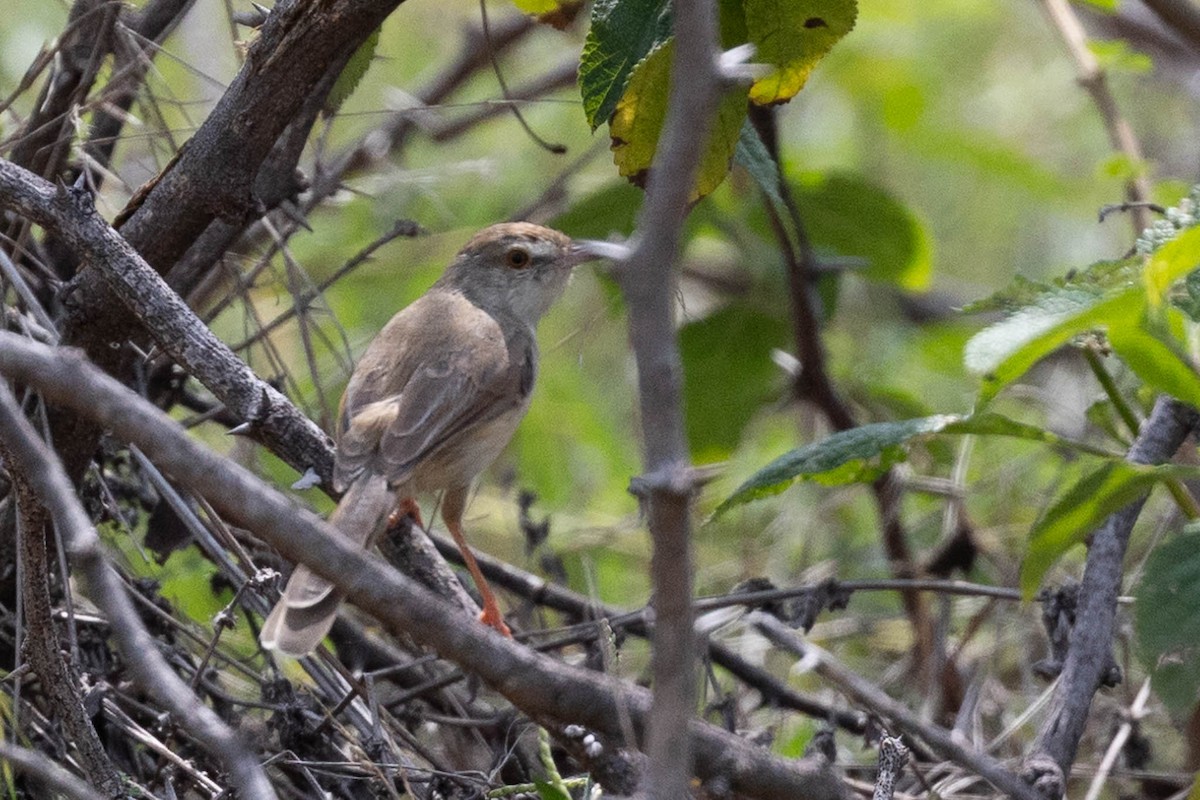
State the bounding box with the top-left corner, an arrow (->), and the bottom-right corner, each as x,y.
334,292 -> 534,491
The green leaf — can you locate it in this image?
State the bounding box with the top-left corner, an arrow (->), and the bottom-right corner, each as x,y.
793,171 -> 932,292
961,258 -> 1139,315
1136,525 -> 1200,716
714,415 -> 961,517
733,120 -> 787,217
965,289 -> 1140,404
1146,226 -> 1200,305
533,780 -> 572,800
714,411 -> 1121,518
551,181 -> 643,240
680,304 -> 789,461
1088,40 -> 1153,74
579,0 -> 672,129
1108,324 -> 1200,409
324,28 -> 380,117
745,0 -> 858,106
610,41 -> 748,200
1173,270 -> 1200,322
1021,462 -> 1200,597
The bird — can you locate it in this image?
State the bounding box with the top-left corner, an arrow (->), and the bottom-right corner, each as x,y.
260,222 -> 597,656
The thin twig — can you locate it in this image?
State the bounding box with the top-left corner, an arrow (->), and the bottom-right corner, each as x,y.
0,379 -> 278,800
1040,0 -> 1153,236
0,331 -> 848,800
752,612 -> 1039,800
0,741 -> 107,800
1024,395 -> 1199,795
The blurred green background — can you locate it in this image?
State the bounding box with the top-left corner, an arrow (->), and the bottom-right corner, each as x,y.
4,0 -> 1197,758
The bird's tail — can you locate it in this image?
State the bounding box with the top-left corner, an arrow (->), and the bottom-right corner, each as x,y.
260,472 -> 393,656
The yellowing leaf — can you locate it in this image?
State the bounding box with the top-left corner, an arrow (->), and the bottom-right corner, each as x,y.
510,0 -> 562,13
745,0 -> 857,106
609,41 -> 748,201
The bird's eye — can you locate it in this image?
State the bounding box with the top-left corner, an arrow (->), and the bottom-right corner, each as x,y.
505,247 -> 531,269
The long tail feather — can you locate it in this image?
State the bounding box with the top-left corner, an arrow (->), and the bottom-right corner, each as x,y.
260,472 -> 394,656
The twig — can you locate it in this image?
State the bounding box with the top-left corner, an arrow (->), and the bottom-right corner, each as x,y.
0,332 -> 847,800
1024,395 -> 1200,796
0,157 -> 337,485
0,378 -> 277,800
1139,0 -> 1200,53
1081,677 -> 1152,800
609,0 -> 727,793
750,105 -> 935,683
1040,0 -> 1153,236
0,741 -> 107,800
751,612 -> 1039,800
871,734 -> 910,800
0,444 -> 122,797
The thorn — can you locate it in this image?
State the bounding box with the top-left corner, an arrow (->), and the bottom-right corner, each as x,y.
277,200 -> 313,232
718,44 -> 770,83
574,238 -> 631,262
72,171 -> 87,191
290,467 -> 322,490
227,422 -> 254,436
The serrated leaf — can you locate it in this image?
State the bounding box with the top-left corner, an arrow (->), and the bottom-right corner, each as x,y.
745,0 -> 857,106
1021,462 -> 1200,597
714,411 -> 1120,518
965,289 -> 1141,404
1146,225 -> 1200,305
1136,526 -> 1200,716
609,41 -> 748,201
325,28 -> 379,117
579,0 -> 672,129
961,258 -> 1139,315
714,416 -> 961,517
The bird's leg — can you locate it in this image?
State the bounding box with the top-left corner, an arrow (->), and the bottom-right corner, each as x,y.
387,496 -> 425,531
443,486 -> 512,638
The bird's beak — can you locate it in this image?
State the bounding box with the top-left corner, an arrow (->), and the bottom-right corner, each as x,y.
567,239 -> 627,266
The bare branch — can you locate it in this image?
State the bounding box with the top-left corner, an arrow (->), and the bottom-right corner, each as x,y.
0,332 -> 848,800
0,382 -> 276,799
0,156 -> 336,484
0,447 -> 121,797
753,612 -> 1039,800
1023,395 -> 1199,795
1041,0 -> 1153,236
0,741 -> 107,800
609,0 -> 728,793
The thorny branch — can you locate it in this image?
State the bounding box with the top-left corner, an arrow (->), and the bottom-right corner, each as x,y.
0,332 -> 848,800
0,382 -> 276,799
1022,395 -> 1200,797
609,0 -> 728,795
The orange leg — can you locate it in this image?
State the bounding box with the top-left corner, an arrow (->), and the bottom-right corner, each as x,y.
443,487 -> 512,638
387,496 -> 425,531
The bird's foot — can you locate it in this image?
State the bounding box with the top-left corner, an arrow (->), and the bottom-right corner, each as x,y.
479,605 -> 512,638
388,497 -> 425,531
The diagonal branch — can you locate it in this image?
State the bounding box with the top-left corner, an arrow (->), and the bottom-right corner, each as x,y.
0,157 -> 336,485
0,382 -> 276,800
0,332 -> 848,800
1022,395 -> 1199,795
